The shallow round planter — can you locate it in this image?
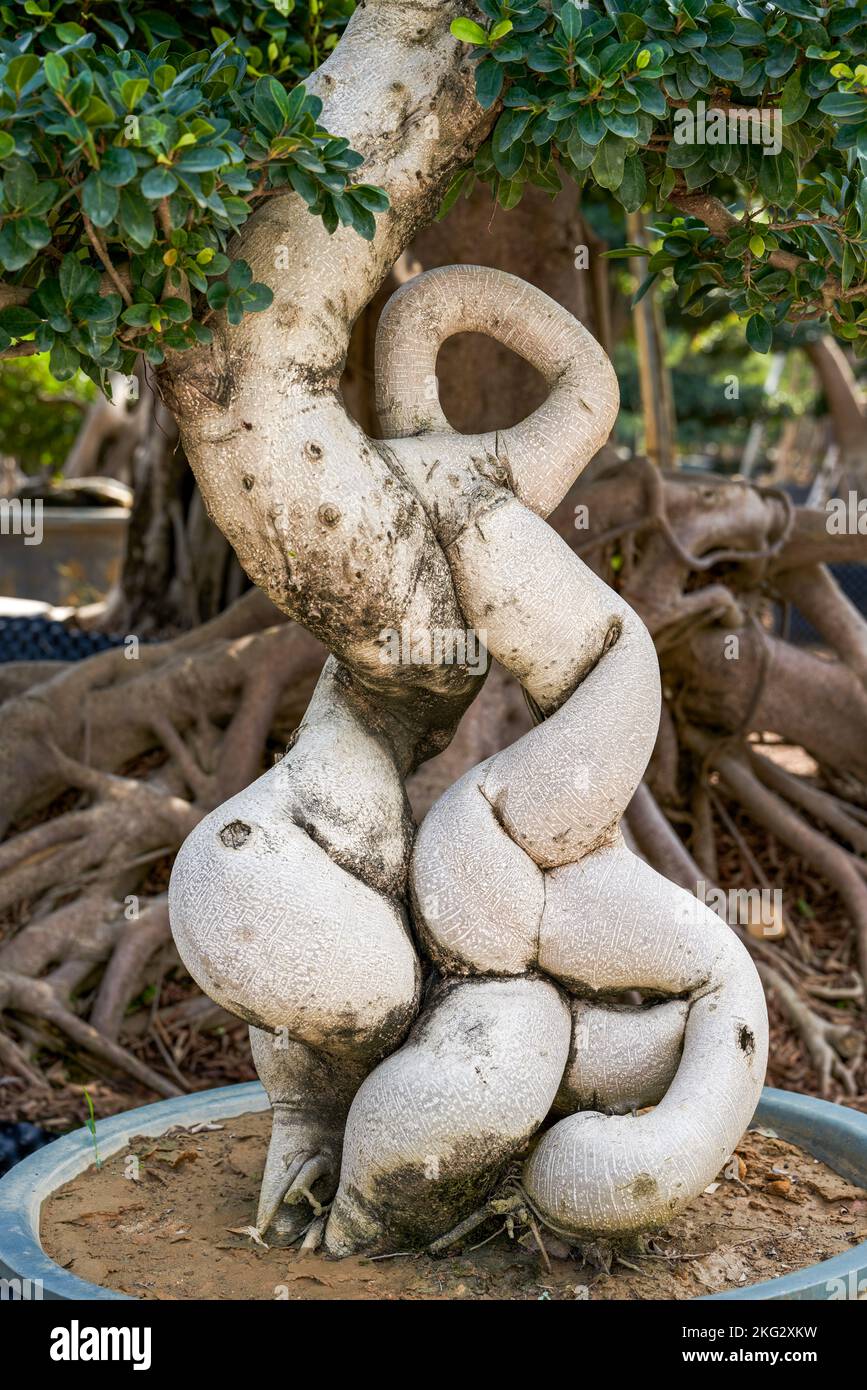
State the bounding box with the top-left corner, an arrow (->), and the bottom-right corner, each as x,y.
0,1083 -> 864,1302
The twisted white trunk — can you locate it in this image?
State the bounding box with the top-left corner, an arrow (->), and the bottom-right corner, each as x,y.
165,0 -> 767,1251
320,269 -> 766,1250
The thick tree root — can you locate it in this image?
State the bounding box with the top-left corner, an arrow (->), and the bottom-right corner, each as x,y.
0,593 -> 324,1099
756,962 -> 862,1096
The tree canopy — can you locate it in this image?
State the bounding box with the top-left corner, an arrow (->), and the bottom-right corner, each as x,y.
0,0 -> 865,391
0,0 -> 385,382
450,0 -> 867,355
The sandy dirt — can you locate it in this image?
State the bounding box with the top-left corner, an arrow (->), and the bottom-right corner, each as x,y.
41,1110 -> 867,1301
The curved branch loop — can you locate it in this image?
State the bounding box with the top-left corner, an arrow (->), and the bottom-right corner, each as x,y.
376,264 -> 619,517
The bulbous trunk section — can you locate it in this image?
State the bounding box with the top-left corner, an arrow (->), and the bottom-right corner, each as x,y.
161,0 -> 768,1253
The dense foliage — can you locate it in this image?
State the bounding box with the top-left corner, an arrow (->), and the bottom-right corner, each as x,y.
2,0 -> 866,392
0,0 -> 386,385
449,0 -> 867,354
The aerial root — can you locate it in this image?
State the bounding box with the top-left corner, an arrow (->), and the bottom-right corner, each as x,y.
297,1214 -> 327,1255
256,1144 -> 335,1242
427,1191 -> 525,1256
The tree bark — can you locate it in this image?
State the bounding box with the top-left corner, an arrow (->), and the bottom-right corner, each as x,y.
804,336 -> 867,479
157,0 -> 766,1255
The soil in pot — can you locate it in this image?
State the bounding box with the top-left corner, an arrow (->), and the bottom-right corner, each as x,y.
40,1111 -> 867,1300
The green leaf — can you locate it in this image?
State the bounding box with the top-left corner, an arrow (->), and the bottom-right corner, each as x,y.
450,18 -> 489,46
494,107 -> 533,153
819,92 -> 867,120
490,19 -> 513,43
227,260 -> 253,291
32,278 -> 69,330
120,78 -> 149,112
243,283 -> 273,313
491,126 -> 525,178
206,279 -> 230,309
599,41 -> 640,78
101,147 -> 138,188
703,45 -> 743,82
765,40 -> 796,79
616,154 -> 646,213
758,150 -> 797,207
746,313 -> 772,353
602,245 -> 651,260
141,166 -> 179,198
121,303 -> 154,328
497,175 -> 525,210
287,165 -> 318,206
44,52 -> 69,92
226,292 -> 245,326
780,68 -> 810,126
3,163 -> 38,211
708,143 -> 742,177
632,80 -> 666,118
82,173 -> 119,229
160,297 -> 191,323
0,131 -> 14,160
346,198 -> 376,239
175,147 -> 228,173
351,184 -> 389,214
437,169 -> 471,219
558,2 -> 583,42
70,293 -> 107,321
5,55 -> 39,95
475,56 -> 504,110
730,18 -> 766,45
576,106 -> 606,146
814,223 -> 843,267
280,84 -> 309,128
59,254 -> 98,303
94,14 -> 129,47
119,187 -> 155,248
773,0 -> 822,16
17,216 -> 50,251
592,135 -> 626,193
252,78 -> 284,134
78,293 -> 121,324
154,64 -> 177,93
55,22 -> 85,42
49,336 -> 81,380
565,131 -> 596,170
684,155 -> 712,190
83,97 -> 117,130
0,305 -> 40,337
0,224 -> 35,271
603,111 -> 639,140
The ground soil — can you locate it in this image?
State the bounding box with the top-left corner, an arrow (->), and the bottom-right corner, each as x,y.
41,1110 -> 867,1301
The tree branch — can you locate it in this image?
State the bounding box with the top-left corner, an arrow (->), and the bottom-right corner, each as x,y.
81,210 -> 134,307
668,188 -> 842,306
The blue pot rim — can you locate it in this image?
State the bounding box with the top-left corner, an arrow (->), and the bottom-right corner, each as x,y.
0,1083 -> 864,1302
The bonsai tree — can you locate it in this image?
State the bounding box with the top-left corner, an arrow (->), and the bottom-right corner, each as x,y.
0,0 -> 865,1249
